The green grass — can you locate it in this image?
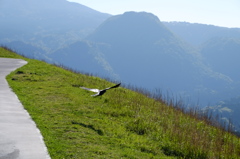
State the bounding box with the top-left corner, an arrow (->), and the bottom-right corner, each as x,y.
1,47 -> 240,158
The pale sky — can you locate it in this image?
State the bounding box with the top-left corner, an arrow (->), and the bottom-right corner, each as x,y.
67,0 -> 240,28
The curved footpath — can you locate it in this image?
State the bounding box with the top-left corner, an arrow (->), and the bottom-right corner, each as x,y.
0,58 -> 50,159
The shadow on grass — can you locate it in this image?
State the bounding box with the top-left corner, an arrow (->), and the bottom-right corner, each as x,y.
71,121 -> 104,136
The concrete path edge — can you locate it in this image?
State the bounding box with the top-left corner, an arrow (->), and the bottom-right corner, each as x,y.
0,58 -> 51,159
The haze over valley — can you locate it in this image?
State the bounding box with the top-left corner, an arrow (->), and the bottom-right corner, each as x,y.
1,0 -> 240,131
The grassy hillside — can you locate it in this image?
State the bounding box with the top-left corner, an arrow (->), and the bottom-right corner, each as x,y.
1,47 -> 240,158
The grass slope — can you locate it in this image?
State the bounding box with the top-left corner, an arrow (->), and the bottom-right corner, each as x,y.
1,47 -> 240,158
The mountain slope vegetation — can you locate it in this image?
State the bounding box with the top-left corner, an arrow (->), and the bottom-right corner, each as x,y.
1,47 -> 240,158
163,22 -> 240,46
85,12 -> 232,106
163,22 -> 240,133
0,0 -> 110,53
200,37 -> 240,81
48,41 -> 115,78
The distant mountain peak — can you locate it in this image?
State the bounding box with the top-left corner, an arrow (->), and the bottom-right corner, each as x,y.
121,11 -> 161,21
87,11 -> 171,45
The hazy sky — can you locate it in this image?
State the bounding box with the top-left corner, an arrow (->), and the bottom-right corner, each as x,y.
67,0 -> 240,28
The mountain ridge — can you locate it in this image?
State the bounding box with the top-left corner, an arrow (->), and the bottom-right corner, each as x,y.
0,0 -> 111,52
84,11 -> 232,106
163,21 -> 240,46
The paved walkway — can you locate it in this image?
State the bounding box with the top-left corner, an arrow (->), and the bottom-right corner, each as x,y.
0,58 -> 50,159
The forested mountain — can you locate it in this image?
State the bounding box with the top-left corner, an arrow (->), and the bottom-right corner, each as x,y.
200,37 -> 240,130
200,37 -> 240,81
49,41 -> 117,78
11,9 -> 237,107
0,0 -> 110,53
163,22 -> 240,46
85,12 -> 233,106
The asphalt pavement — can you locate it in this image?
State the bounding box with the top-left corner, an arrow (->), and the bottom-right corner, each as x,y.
0,58 -> 50,159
